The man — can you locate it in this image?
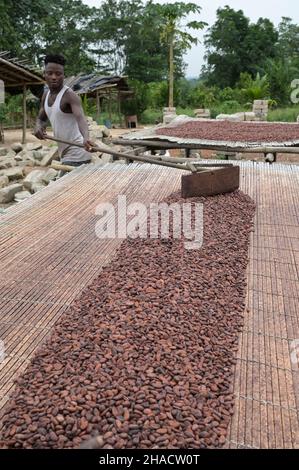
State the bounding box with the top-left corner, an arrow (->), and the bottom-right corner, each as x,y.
34,54 -> 93,167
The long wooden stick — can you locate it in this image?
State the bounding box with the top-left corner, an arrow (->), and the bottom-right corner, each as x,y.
51,161 -> 75,172
43,135 -> 214,173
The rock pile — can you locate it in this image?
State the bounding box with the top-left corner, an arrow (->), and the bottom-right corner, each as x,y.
0,121 -> 130,204
0,143 -> 59,203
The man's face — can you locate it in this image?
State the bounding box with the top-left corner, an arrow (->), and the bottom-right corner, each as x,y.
44,63 -> 64,91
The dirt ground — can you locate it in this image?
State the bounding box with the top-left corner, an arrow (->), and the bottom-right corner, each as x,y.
0,127 -> 132,148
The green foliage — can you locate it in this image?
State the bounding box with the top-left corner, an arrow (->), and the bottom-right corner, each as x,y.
277,17 -> 299,62
121,80 -> 149,117
0,95 -> 23,125
264,58 -> 297,105
239,72 -> 270,102
152,2 -> 206,106
210,101 -> 244,119
1,1 -> 298,128
140,108 -> 163,125
203,6 -> 278,88
267,105 -> 299,122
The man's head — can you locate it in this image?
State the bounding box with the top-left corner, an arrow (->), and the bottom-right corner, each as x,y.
44,54 -> 66,92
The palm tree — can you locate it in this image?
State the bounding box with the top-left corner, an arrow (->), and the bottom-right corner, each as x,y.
155,2 -> 206,108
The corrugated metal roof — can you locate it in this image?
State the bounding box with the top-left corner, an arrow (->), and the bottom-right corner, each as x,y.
64,73 -> 133,96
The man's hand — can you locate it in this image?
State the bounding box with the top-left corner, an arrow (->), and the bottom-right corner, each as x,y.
83,139 -> 96,152
34,126 -> 46,140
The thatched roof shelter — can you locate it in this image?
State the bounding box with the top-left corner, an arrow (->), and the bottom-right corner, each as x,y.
0,51 -> 44,143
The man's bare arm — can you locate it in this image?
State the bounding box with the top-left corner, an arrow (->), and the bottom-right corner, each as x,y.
34,92 -> 48,139
67,90 -> 95,150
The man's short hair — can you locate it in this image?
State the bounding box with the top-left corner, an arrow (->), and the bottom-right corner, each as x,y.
44,54 -> 66,66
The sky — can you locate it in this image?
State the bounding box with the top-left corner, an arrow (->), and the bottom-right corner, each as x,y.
83,0 -> 299,77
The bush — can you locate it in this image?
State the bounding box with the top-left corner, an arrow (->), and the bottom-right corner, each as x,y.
140,108 -> 162,124
121,80 -> 149,118
268,106 -> 299,122
210,100 -> 243,118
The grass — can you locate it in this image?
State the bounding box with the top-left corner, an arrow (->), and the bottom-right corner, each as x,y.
267,105 -> 299,122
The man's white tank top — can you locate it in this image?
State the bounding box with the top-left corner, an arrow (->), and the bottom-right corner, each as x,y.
44,85 -> 90,163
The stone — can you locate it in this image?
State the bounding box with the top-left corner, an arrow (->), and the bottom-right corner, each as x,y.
26,142 -> 43,151
16,149 -> 32,160
0,148 -> 8,157
0,158 -> 16,170
31,183 -> 46,193
194,108 -> 211,119
0,183 -> 23,203
0,167 -> 24,181
91,155 -> 103,165
32,150 -> 44,161
0,175 -> 9,189
11,143 -> 23,153
24,156 -> 36,166
265,153 -> 275,163
14,190 -> 32,202
98,125 -> 111,138
5,149 -> 16,159
162,107 -> 177,125
100,154 -> 114,164
23,170 -> 46,191
216,113 -> 243,121
244,112 -> 256,121
234,112 -> 246,121
40,148 -> 58,167
41,168 -> 58,184
89,126 -> 103,140
189,150 -> 201,158
15,161 -> 27,168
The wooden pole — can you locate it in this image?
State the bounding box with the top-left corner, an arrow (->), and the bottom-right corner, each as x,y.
96,90 -> 100,121
44,134 -> 202,172
117,91 -> 121,126
22,84 -> 27,144
108,90 -> 112,122
168,33 -> 174,108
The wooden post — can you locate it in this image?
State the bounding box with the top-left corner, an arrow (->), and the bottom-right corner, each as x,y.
168,33 -> 174,108
96,90 -> 100,121
117,91 -> 121,126
108,90 -> 112,121
22,84 -> 27,144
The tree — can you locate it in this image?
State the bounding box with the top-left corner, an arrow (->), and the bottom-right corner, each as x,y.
89,0 -> 186,82
0,0 -> 48,60
203,7 -> 278,88
243,18 -> 278,76
152,2 -> 206,107
203,7 -> 250,88
277,17 -> 299,63
124,2 -> 176,83
37,0 -> 96,74
0,0 -> 96,74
